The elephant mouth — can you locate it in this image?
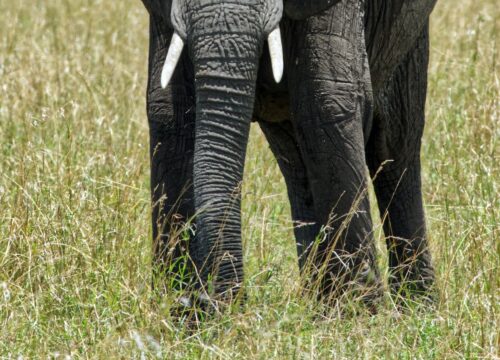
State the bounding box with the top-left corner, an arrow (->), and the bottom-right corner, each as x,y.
160,1 -> 284,88
160,28 -> 284,89
254,91 -> 290,123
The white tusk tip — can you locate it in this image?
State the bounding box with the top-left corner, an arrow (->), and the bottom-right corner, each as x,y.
273,64 -> 284,84
268,28 -> 284,84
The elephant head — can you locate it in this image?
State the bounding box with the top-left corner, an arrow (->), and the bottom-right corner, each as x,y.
160,0 -> 284,88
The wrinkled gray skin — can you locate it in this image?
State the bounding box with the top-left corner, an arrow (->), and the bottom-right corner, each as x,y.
141,0 -> 437,307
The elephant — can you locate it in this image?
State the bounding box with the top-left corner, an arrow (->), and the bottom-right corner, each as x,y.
140,0 -> 437,310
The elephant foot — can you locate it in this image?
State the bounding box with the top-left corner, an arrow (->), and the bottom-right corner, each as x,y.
168,287 -> 247,325
305,257 -> 385,315
389,259 -> 436,309
311,284 -> 383,318
165,292 -> 216,328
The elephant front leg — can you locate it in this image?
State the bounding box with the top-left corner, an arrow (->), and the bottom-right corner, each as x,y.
287,1 -> 382,306
147,23 -> 197,298
150,117 -> 195,295
292,120 -> 382,306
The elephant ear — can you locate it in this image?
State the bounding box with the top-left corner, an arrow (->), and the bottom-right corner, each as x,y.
284,0 -> 341,20
141,0 -> 172,24
142,0 -> 187,39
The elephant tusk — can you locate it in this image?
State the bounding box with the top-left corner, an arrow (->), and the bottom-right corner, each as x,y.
161,32 -> 185,89
267,27 -> 284,83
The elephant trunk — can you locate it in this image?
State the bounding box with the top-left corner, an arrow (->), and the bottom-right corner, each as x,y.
190,33 -> 260,300
157,2 -> 283,303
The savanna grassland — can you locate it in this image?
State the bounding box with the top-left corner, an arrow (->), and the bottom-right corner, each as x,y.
0,0 -> 498,358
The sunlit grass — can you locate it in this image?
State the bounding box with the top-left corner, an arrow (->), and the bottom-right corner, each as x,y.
0,0 -> 498,358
